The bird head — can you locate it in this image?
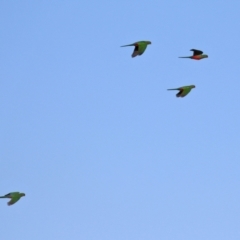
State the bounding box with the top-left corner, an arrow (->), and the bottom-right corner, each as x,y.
202,54 -> 208,58
191,85 -> 196,88
21,193 -> 26,197
147,41 -> 152,45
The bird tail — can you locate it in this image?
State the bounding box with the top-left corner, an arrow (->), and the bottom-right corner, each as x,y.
179,56 -> 191,58
121,44 -> 134,47
167,88 -> 178,91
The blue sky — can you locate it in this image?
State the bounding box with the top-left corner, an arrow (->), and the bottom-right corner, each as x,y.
1,1 -> 240,240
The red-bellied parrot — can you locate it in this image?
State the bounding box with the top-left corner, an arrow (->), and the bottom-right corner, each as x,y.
179,49 -> 208,60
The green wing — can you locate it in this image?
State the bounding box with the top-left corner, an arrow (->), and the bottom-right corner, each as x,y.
137,42 -> 148,55
121,41 -> 150,57
8,195 -> 21,206
132,41 -> 150,57
0,192 -> 24,205
7,192 -> 23,206
131,42 -> 148,57
168,85 -> 195,98
177,87 -> 191,97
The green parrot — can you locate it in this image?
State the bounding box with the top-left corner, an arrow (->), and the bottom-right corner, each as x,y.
168,85 -> 195,97
121,41 -> 151,57
0,192 -> 25,206
179,49 -> 208,60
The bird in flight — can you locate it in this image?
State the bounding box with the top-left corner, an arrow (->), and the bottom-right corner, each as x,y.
0,192 -> 25,206
179,49 -> 208,60
121,41 -> 151,57
167,85 -> 196,98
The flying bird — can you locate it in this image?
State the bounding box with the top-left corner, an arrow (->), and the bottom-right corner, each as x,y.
179,49 -> 208,60
121,41 -> 151,57
168,85 -> 196,98
0,192 -> 25,206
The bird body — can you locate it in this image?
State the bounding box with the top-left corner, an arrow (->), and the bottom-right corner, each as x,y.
179,49 -> 208,60
168,85 -> 195,97
0,192 -> 25,206
121,41 -> 151,57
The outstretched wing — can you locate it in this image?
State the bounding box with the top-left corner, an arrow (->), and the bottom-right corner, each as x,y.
177,88 -> 191,97
7,196 -> 20,206
132,44 -> 139,57
190,49 -> 203,56
176,88 -> 184,97
137,42 -> 148,55
7,198 -> 16,206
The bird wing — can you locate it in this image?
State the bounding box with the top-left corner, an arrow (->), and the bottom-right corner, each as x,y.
190,49 -> 203,56
177,88 -> 191,97
7,198 -> 17,206
7,195 -> 20,206
137,42 -> 148,55
131,44 -> 139,57
176,88 -> 184,97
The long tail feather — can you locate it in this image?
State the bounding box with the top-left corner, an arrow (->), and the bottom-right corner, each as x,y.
167,88 -> 178,90
179,56 -> 191,58
121,44 -> 134,47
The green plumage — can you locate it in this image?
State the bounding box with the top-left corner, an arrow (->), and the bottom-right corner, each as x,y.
121,41 -> 151,57
168,85 -> 195,98
0,192 -> 25,206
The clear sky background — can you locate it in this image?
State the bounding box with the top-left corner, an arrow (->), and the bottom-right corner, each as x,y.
1,1 -> 240,240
